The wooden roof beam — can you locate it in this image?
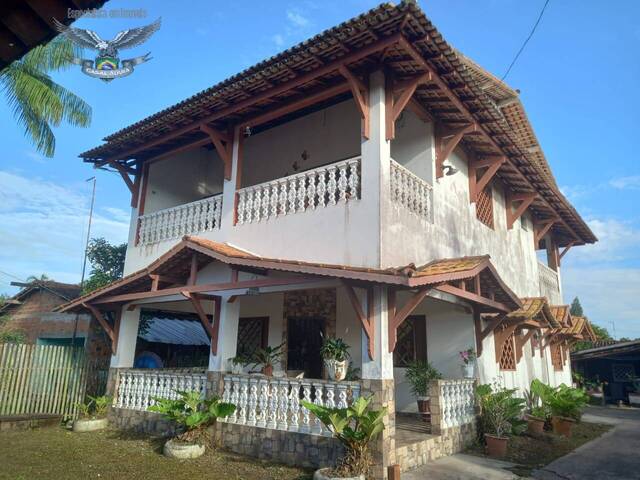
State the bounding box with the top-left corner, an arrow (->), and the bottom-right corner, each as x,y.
388,286 -> 431,353
338,65 -> 370,139
386,72 -> 432,140
535,218 -> 558,245
469,156 -> 506,203
435,123 -> 478,178
182,291 -> 220,354
344,282 -> 375,359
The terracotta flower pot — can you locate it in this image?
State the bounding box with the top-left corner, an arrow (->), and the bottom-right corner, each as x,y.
262,364 -> 273,376
551,416 -> 575,438
324,359 -> 348,381
526,415 -> 545,435
416,396 -> 431,422
484,433 -> 508,458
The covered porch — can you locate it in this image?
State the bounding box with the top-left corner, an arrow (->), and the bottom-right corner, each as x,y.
59,236 -> 521,474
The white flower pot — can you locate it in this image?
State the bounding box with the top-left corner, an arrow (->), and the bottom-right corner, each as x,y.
629,393 -> 640,406
324,359 -> 348,381
461,363 -> 475,379
314,467 -> 365,480
72,417 -> 108,433
163,439 -> 206,459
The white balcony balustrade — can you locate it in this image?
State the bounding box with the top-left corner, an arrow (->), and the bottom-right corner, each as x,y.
138,195 -> 222,246
390,159 -> 433,221
429,379 -> 476,433
538,261 -> 561,305
219,374 -> 361,436
236,157 -> 361,225
113,369 -> 207,411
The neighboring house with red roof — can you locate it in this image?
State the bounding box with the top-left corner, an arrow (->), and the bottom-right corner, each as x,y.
58,2 -> 597,476
1,280 -> 109,358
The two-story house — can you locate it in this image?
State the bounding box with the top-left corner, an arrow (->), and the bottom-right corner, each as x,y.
59,2 -> 597,477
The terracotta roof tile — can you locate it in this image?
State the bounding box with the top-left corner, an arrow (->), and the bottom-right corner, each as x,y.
507,297 -> 558,327
412,256 -> 488,277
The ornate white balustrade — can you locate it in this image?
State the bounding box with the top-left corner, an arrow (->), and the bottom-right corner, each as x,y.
114,369 -> 207,411
538,261 -> 561,305
219,374 -> 361,436
236,157 -> 361,225
390,159 -> 433,221
430,379 -> 476,431
138,195 -> 222,246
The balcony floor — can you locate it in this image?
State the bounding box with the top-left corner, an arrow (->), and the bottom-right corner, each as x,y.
395,412 -> 435,448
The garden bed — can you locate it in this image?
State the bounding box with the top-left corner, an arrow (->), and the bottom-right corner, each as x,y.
466,421 -> 612,476
0,426 -> 312,480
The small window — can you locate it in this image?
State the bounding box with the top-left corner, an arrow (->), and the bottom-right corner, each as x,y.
476,185 -> 494,229
393,315 -> 427,367
236,317 -> 269,359
520,214 -> 529,231
499,332 -> 517,371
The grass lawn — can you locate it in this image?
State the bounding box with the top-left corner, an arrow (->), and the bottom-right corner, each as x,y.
0,426 -> 312,480
466,421 -> 612,477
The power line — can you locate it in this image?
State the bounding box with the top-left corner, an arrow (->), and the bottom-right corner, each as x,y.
501,0 -> 550,81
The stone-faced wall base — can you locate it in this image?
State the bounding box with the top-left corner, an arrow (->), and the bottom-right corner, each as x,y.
108,408 -> 177,437
395,422 -> 476,473
215,422 -> 344,469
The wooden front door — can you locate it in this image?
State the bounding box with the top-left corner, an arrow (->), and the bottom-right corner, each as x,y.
287,316 -> 325,378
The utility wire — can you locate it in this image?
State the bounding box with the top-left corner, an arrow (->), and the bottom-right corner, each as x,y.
501,0 -> 550,81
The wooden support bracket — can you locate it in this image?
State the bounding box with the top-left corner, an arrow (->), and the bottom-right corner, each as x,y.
479,314 -> 507,344
200,124 -> 233,180
385,73 -> 432,140
183,291 -> 221,354
338,65 -> 369,139
534,218 -> 558,245
344,283 -> 375,359
473,307 -> 483,356
559,241 -> 575,265
388,287 -> 431,353
188,253 -> 198,285
506,192 -> 537,229
515,329 -> 536,363
435,123 -> 478,178
110,161 -> 136,200
83,303 -> 115,350
149,274 -> 184,291
469,156 -> 505,203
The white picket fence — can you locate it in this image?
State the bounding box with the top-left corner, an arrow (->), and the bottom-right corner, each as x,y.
0,343 -> 108,417
219,374 -> 361,436
113,368 -> 207,411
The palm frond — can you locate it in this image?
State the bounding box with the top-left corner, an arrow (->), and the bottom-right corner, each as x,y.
20,36 -> 83,72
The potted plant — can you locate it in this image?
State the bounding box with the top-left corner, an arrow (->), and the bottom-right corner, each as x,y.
302,396 -> 386,480
251,343 -> 284,376
149,390 -> 235,459
229,355 -> 249,374
404,360 -> 442,420
320,337 -> 351,381
476,383 -> 526,458
525,379 -> 552,434
459,348 -> 476,378
545,384 -> 588,438
73,395 -> 112,432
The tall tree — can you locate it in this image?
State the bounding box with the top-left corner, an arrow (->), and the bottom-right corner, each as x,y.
1,36 -> 91,157
570,297 -> 584,317
83,238 -> 127,294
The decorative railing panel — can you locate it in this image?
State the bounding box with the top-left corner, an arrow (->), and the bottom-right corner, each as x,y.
114,368 -> 207,411
390,159 -> 433,221
219,374 -> 361,436
538,261 -> 561,305
429,379 -> 476,433
236,157 -> 361,225
138,195 -> 222,246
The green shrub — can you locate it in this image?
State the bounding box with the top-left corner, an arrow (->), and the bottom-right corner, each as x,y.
404,360 -> 442,398
149,390 -> 235,444
546,384 -> 589,421
76,395 -> 112,419
319,337 -> 351,362
301,395 -> 386,477
476,383 -> 526,438
251,343 -> 284,370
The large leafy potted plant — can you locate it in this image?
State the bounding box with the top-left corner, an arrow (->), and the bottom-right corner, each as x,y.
149,390 -> 236,459
545,384 -> 588,438
302,396 -> 386,480
251,343 -> 284,376
476,384 -> 525,458
229,355 -> 249,374
320,337 -> 351,381
404,360 -> 442,420
526,379 -> 553,434
73,395 -> 112,432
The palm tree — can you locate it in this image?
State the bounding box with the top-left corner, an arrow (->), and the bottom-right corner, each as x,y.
0,36 -> 91,157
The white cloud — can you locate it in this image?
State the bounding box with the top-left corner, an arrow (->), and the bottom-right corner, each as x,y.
562,267 -> 640,339
286,9 -> 309,28
565,217 -> 640,265
610,175 -> 640,190
25,151 -> 46,163
272,34 -> 285,47
0,171 -> 129,294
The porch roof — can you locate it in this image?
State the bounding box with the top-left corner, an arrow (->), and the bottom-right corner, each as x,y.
78,2 -> 595,247
57,235 -> 521,313
561,316 -> 597,341
506,297 -> 559,329
549,304 -> 572,328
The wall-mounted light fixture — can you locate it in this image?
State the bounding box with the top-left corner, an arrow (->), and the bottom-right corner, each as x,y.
442,164 -> 459,176
244,126 -> 252,137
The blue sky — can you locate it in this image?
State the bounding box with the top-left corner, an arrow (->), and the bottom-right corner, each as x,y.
0,0 -> 638,338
